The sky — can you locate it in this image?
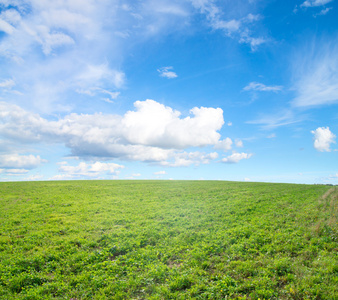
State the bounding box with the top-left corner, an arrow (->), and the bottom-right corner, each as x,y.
0,0 -> 337,184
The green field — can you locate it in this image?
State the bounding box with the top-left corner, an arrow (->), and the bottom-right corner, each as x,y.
0,181 -> 337,299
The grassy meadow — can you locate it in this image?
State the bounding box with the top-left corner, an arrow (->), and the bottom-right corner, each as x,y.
0,180 -> 337,299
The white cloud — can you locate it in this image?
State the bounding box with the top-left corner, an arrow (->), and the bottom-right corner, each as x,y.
101,90 -> 120,100
191,1 -> 265,50
121,99 -> 224,149
235,139 -> 243,148
76,87 -> 120,102
0,0 -> 268,115
315,7 -> 333,15
131,173 -> 141,177
76,64 -> 125,89
50,174 -> 73,180
8,169 -> 29,174
247,110 -> 299,129
227,121 -> 232,126
157,66 -> 178,79
37,28 -> 75,55
301,0 -> 333,7
214,138 -> 233,152
213,19 -> 241,32
160,151 -> 218,167
0,154 -> 46,169
147,0 -> 189,16
154,170 -> 166,175
221,152 -> 253,163
239,32 -> 266,51
243,82 -> 283,92
24,174 -> 44,181
4,169 -> 29,174
311,127 -> 336,152
58,161 -> 124,179
0,78 -> 15,89
0,18 -> 15,34
292,39 -> 338,107
0,1 -> 190,112
245,13 -> 261,22
0,100 -> 226,165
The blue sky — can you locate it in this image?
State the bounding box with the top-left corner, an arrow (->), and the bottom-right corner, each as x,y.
0,0 -> 337,183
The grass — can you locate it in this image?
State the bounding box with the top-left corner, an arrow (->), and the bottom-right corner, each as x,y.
0,180 -> 337,299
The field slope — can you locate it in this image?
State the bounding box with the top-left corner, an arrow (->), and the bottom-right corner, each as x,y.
0,181 -> 337,299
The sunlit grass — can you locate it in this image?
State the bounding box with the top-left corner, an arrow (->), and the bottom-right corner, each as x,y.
0,180 -> 337,299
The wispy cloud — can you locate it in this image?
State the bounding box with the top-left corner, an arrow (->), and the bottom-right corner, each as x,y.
295,0 -> 333,15
154,170 -> 166,175
190,1 -> 266,50
157,66 -> 178,79
247,110 -> 300,130
221,152 -> 253,163
235,139 -> 244,148
300,0 -> 333,7
214,138 -> 233,152
243,82 -> 283,92
314,7 -> 333,16
56,161 -> 124,179
160,151 -> 218,167
291,38 -> 338,107
0,1 -> 191,113
76,87 -> 120,103
0,78 -> 15,89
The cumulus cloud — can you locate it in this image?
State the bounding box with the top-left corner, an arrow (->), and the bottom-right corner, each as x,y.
121,100 -> 224,149
158,66 -> 178,79
292,38 -> 338,107
0,154 -> 46,169
221,152 -> 253,163
0,100 -> 226,165
243,82 -> 283,92
311,127 -> 336,152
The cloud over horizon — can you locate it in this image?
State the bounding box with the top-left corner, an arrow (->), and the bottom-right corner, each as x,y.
0,100 -> 232,167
